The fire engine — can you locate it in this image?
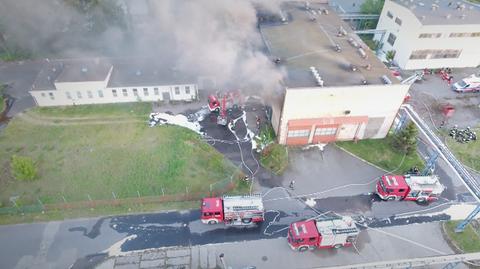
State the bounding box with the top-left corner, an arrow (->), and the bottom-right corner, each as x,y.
287,216 -> 359,252
207,91 -> 243,125
200,194 -> 264,226
376,174 -> 445,203
452,74 -> 480,93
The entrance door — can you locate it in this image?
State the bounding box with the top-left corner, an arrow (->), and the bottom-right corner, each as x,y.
162,92 -> 171,102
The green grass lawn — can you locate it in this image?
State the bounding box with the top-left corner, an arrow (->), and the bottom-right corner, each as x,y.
33,102 -> 152,118
445,130 -> 480,171
336,137 -> 424,173
444,221 -> 480,252
260,143 -> 288,175
0,104 -> 239,207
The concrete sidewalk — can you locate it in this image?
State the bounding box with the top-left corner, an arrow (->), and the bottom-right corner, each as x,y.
93,222 -> 464,269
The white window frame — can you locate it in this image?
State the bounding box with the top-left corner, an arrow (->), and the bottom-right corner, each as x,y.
185,86 -> 190,94
112,89 -> 118,97
154,88 -> 159,95
49,92 -> 55,100
287,129 -> 310,138
66,92 -> 72,99
174,86 -> 180,95
77,91 -> 82,99
87,90 -> 93,98
143,88 -> 149,96
314,127 -> 337,136
98,90 -> 104,98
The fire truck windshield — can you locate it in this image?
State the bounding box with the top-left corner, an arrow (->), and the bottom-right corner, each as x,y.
458,80 -> 467,88
379,180 -> 387,192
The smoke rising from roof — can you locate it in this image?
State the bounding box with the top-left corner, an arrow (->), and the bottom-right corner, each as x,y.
0,0 -> 285,92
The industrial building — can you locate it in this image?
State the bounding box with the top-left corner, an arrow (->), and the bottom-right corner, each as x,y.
374,0 -> 480,70
30,59 -> 198,106
261,2 -> 410,145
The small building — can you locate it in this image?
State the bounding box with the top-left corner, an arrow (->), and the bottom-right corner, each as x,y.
30,58 -> 198,106
261,2 -> 410,145
374,0 -> 480,70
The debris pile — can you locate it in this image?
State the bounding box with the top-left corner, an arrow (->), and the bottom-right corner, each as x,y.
449,126 -> 477,143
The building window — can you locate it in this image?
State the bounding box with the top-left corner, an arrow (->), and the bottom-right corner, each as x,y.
450,32 -> 480,38
419,33 -> 442,38
394,17 -> 402,26
112,89 -> 118,97
143,88 -> 149,96
387,11 -> 393,19
287,129 -> 310,138
98,90 -> 104,98
41,93 -> 46,97
87,90 -> 93,98
66,92 -> 72,99
315,127 -> 337,136
77,91 -> 82,99
133,88 -> 138,96
174,86 -> 180,95
387,33 -> 397,46
409,49 -> 461,60
122,89 -> 128,97
49,92 -> 55,100
154,88 -> 159,95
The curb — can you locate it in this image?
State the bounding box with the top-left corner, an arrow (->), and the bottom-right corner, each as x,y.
334,144 -> 389,173
441,221 -> 480,268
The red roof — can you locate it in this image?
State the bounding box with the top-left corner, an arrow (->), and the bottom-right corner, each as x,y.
382,175 -> 408,189
291,220 -> 318,239
201,197 -> 222,213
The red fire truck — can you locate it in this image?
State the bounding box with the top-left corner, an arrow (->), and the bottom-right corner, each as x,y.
200,194 -> 264,226
287,216 -> 359,251
376,174 -> 445,203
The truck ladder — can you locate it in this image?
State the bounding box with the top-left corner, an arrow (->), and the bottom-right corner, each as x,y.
455,204 -> 480,233
313,252 -> 480,269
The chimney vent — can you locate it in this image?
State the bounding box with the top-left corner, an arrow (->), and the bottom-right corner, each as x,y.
136,70 -> 142,76
446,14 -> 451,19
81,67 -> 88,73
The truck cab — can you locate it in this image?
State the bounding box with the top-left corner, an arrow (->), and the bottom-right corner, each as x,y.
287,217 -> 359,252
452,75 -> 480,93
376,175 -> 410,201
287,220 -> 320,251
201,197 -> 224,224
208,95 -> 220,112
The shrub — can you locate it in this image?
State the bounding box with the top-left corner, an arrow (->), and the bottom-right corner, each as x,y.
10,155 -> 38,181
391,122 -> 418,155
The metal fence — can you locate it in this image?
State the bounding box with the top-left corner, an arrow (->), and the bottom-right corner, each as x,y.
0,177 -> 237,215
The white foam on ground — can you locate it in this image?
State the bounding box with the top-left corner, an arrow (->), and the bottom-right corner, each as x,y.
150,112 -> 203,134
302,143 -> 326,151
398,203 -> 479,221
105,235 -> 138,256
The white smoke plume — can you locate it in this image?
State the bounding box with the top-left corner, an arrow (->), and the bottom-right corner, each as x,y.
0,0 -> 286,92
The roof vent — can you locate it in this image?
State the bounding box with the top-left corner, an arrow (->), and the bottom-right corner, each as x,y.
446,14 -> 451,19
381,75 -> 392,85
431,4 -> 439,10
418,2 -> 425,6
52,67 -> 56,72
456,4 -> 466,10
460,14 -> 466,19
420,15 -> 426,20
310,66 -> 324,86
136,70 -> 142,76
81,67 -> 88,73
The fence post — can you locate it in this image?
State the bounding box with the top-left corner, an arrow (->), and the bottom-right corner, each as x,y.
161,187 -> 165,196
112,191 -> 117,200
37,198 -> 45,212
137,190 -> 141,198
87,194 -> 94,208
62,195 -> 67,203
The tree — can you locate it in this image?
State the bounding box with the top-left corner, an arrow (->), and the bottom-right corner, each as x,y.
386,50 -> 396,63
10,155 -> 38,181
392,122 -> 418,155
360,0 -> 385,14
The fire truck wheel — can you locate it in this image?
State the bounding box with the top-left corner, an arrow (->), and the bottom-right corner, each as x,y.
416,198 -> 427,204
387,196 -> 396,201
214,108 -> 220,113
208,220 -> 218,225
242,218 -> 252,224
334,244 -> 343,249
298,246 -> 309,252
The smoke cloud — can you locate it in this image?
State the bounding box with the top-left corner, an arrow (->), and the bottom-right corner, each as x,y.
0,0 -> 285,92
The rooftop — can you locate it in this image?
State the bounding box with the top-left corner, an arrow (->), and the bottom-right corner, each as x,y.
390,0 -> 480,25
56,59 -> 112,83
260,2 -> 398,88
107,59 -> 196,88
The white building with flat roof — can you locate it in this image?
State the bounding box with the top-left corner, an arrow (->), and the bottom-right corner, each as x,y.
374,0 -> 480,70
261,2 -> 410,146
30,58 -> 198,107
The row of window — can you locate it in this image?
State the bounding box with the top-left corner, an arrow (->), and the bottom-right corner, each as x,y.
386,11 -> 402,26
419,32 -> 480,38
40,86 -> 192,100
409,49 -> 462,60
287,127 -> 338,138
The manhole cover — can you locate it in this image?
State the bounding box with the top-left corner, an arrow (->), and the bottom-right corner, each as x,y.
262,256 -> 268,261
